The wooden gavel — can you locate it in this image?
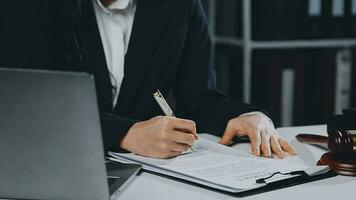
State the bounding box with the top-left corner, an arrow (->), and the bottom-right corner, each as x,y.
296,130 -> 356,159
296,109 -> 356,176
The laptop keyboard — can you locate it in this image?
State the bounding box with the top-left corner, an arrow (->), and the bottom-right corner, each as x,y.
107,177 -> 120,187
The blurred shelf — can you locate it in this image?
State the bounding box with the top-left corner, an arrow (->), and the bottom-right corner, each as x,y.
214,37 -> 243,46
208,0 -> 356,122
215,36 -> 356,49
252,39 -> 356,49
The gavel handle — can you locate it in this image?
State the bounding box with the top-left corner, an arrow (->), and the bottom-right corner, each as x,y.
296,134 -> 328,144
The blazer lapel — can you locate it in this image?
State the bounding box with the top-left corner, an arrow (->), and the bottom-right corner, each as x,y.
115,0 -> 170,114
77,0 -> 114,112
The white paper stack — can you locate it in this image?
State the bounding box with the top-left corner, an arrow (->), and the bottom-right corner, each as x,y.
108,137 -> 316,193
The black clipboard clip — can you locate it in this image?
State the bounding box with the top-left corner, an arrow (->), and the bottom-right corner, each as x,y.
256,170 -> 306,184
231,166 -> 336,197
255,165 -> 332,185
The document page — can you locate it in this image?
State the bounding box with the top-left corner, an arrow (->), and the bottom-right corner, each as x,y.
109,138 -> 309,191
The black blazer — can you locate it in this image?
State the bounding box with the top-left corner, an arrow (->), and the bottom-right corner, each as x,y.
0,0 -> 262,150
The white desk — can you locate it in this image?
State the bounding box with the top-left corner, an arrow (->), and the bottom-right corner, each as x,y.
116,125 -> 356,200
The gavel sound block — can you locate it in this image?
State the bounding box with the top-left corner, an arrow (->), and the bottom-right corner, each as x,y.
296,109 -> 356,176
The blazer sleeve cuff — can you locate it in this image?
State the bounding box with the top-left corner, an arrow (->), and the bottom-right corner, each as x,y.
100,112 -> 138,152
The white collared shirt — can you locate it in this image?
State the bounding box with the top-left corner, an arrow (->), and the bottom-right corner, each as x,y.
93,0 -> 136,107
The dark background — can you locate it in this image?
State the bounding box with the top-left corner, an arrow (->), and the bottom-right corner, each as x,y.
201,0 -> 356,127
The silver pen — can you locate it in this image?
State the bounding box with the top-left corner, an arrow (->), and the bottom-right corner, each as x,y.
153,89 -> 196,151
153,90 -> 175,117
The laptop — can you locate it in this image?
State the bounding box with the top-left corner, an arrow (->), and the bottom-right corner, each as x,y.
0,68 -> 141,200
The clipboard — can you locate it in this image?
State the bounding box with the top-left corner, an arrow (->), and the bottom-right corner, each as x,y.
235,167 -> 336,197
108,138 -> 337,196
142,166 -> 336,197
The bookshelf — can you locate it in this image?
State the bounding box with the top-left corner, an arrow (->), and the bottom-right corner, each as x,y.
216,37 -> 356,50
205,0 -> 356,126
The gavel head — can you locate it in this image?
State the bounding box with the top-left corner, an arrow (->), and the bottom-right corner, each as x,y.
327,109 -> 356,160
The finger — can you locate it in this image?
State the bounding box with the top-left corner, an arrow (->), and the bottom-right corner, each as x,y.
169,142 -> 190,152
170,131 -> 196,146
249,128 -> 262,157
279,138 -> 298,155
156,141 -> 186,158
193,133 -> 199,140
152,115 -> 163,120
260,129 -> 271,158
270,136 -> 284,159
172,118 -> 197,135
159,151 -> 182,159
219,122 -> 236,145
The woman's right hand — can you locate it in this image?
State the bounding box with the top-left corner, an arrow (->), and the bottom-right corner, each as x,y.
120,116 -> 198,159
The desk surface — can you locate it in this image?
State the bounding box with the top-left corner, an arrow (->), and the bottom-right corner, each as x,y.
116,125 -> 356,200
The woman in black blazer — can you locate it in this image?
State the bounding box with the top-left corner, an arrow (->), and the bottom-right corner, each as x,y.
0,0 -> 296,158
